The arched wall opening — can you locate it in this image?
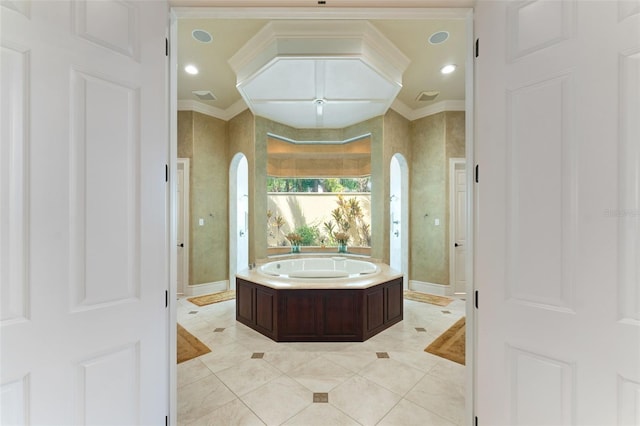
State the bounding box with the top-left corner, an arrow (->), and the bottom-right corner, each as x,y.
229,153 -> 249,289
390,153 -> 409,288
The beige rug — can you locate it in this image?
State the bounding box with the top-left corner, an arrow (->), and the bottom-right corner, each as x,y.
187,290 -> 236,307
403,290 -> 453,307
425,317 -> 465,365
177,324 -> 211,364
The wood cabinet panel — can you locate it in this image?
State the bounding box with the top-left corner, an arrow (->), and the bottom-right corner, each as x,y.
322,291 -> 360,338
256,288 -> 276,334
279,292 -> 318,337
365,288 -> 384,332
236,279 -> 254,325
385,280 -> 403,323
236,277 -> 403,342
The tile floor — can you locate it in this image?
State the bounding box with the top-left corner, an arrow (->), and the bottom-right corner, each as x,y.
177,294 -> 467,426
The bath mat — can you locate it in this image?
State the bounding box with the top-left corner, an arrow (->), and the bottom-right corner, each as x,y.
424,317 -> 465,365
177,324 -> 211,364
403,290 -> 453,307
187,290 -> 235,307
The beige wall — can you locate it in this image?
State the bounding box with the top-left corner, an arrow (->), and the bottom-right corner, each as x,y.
178,108 -> 465,288
178,111 -> 229,286
343,116 -> 384,259
410,111 -> 465,285
228,109 -> 255,265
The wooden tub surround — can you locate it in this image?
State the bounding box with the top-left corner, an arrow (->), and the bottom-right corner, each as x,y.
235,263 -> 403,342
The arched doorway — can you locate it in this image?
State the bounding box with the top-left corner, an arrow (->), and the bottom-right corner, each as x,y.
229,153 -> 249,290
390,153 -> 409,288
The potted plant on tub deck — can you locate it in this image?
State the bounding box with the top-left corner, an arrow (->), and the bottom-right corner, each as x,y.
286,232 -> 302,253
334,232 -> 349,253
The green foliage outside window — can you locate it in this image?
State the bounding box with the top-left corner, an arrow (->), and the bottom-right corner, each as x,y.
267,177 -> 370,193
294,225 -> 320,246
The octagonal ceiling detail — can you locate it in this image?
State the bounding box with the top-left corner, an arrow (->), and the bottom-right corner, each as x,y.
228,20 -> 411,129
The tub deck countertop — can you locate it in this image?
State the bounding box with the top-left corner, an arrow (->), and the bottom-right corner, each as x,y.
236,263 -> 402,290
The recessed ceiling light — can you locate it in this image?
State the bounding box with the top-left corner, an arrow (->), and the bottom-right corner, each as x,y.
428,31 -> 449,45
192,29 -> 213,43
440,64 -> 456,74
184,64 -> 199,75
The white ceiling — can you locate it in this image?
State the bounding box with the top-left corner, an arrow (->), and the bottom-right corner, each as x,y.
177,13 -> 467,128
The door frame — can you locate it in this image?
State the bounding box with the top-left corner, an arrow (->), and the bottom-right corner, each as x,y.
169,9 -> 179,426
449,157 -> 466,294
177,158 -> 190,295
229,153 -> 249,289
169,6 -> 476,426
390,153 -> 410,289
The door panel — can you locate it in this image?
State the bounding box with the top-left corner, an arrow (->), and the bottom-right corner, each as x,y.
453,165 -> 466,294
1,43 -> 28,325
475,1 -> 640,424
177,167 -> 185,293
0,1 -> 168,423
70,69 -> 141,309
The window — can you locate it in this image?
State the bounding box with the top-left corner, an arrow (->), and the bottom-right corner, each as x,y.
267,177 -> 371,248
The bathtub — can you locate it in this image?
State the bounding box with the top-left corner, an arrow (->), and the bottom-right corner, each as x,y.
258,257 -> 379,279
236,256 -> 402,342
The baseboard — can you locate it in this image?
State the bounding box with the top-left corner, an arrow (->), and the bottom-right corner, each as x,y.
184,280 -> 229,297
409,280 -> 453,296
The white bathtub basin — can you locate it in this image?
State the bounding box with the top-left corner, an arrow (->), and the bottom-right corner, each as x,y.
258,257 -> 379,279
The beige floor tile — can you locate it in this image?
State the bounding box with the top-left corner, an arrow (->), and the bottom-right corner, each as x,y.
186,399 -> 264,426
377,398 -> 457,426
177,295 -> 467,426
359,357 -> 425,395
282,403 -> 361,426
177,358 -> 213,388
329,375 -> 402,425
215,358 -> 283,396
321,351 -> 378,373
177,374 -> 237,424
428,359 -> 466,390
287,355 -> 355,393
404,373 -> 465,425
263,351 -> 322,374
241,376 -> 313,425
389,351 -> 442,372
279,341 -> 354,352
198,342 -> 254,373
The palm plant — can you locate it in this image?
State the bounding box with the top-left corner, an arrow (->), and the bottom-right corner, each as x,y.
273,215 -> 286,245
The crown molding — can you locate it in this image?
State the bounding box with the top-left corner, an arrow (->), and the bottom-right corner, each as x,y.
410,100 -> 465,119
389,99 -> 414,121
177,99 -> 248,121
178,98 -> 464,122
390,99 -> 465,121
171,6 -> 470,20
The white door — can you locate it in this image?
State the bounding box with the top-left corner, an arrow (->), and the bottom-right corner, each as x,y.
451,161 -> 466,294
475,1 -> 639,425
177,159 -> 190,295
1,1 -> 169,424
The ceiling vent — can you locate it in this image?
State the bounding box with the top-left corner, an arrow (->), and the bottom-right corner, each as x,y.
416,91 -> 439,102
192,90 -> 216,101
229,21 -> 410,129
